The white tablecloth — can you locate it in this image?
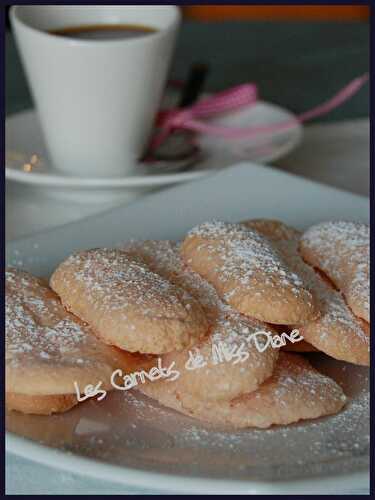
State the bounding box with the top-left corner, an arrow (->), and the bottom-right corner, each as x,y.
6,119 -> 370,494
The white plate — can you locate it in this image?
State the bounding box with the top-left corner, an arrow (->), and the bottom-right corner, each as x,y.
5,93 -> 302,202
6,164 -> 369,494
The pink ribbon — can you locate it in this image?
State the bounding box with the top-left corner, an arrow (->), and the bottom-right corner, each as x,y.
150,73 -> 368,152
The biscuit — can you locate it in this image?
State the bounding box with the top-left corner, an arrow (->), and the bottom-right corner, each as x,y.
180,221 -> 319,325
124,240 -> 279,401
6,268 -> 152,414
6,393 -> 77,415
242,220 -> 369,365
161,313 -> 279,402
50,248 -> 209,354
124,239 -> 224,321
300,221 -> 369,322
359,319 -> 370,336
267,322 -> 318,352
139,352 -> 346,428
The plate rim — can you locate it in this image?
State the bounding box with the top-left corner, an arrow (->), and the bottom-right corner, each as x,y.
5,102 -> 303,189
6,432 -> 369,494
6,162 -> 369,247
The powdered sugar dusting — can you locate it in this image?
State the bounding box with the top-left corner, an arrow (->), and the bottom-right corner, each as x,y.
256,352 -> 346,406
301,221 -> 369,319
6,268 -> 91,368
244,220 -> 369,360
123,239 -> 273,352
58,248 -> 198,320
188,221 -> 305,296
123,240 -> 220,319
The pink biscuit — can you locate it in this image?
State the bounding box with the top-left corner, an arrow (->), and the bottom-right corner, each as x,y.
180,221 -> 319,325
243,220 -> 369,366
124,239 -> 279,402
300,221 -> 369,323
139,352 -> 346,429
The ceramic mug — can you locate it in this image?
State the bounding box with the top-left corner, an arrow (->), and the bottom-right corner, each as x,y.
11,5 -> 181,177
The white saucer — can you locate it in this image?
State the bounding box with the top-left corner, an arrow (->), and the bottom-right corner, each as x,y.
6,91 -> 302,203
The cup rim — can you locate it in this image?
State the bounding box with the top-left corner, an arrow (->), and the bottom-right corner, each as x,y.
10,5 -> 181,47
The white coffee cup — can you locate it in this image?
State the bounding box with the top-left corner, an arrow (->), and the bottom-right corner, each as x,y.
10,5 -> 180,177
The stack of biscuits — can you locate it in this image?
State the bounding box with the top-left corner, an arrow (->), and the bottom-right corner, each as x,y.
6,219 -> 369,429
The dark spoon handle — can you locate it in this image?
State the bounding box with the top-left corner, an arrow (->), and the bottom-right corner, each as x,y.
178,63 -> 209,108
